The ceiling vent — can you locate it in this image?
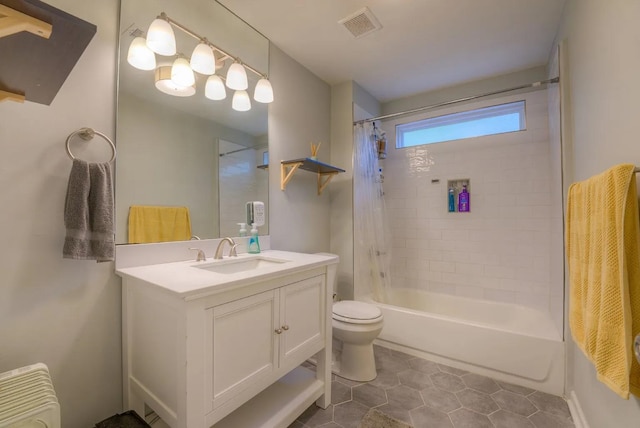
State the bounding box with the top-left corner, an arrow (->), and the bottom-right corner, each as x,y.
339,7 -> 382,39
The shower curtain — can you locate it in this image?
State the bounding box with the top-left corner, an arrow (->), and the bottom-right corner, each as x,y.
354,122 -> 392,302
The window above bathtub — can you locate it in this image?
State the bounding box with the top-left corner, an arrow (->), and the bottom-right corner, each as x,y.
396,100 -> 526,148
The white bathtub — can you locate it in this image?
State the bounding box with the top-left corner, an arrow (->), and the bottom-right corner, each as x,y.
367,288 -> 565,395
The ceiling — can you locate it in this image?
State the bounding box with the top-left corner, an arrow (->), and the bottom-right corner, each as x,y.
218,0 -> 567,102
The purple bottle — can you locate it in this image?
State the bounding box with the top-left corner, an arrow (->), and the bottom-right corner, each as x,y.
458,184 -> 470,212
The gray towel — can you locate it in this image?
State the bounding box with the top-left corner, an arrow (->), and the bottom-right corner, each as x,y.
63,159 -> 115,262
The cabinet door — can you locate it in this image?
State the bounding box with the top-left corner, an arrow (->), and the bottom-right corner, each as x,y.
279,275 -> 326,368
207,289 -> 279,410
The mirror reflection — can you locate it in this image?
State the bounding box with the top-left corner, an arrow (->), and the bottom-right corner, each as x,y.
115,0 -> 269,245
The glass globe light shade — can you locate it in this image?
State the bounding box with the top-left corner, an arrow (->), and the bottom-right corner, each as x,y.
127,37 -> 156,70
146,18 -> 176,56
232,90 -> 251,111
190,43 -> 216,75
171,57 -> 195,87
205,75 -> 226,100
226,62 -> 248,90
253,78 -> 274,103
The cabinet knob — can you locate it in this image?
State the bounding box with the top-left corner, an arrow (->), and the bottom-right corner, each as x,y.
282,325 -> 289,331
275,328 -> 282,334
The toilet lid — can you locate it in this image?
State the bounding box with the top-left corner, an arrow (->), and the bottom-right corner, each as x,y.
333,300 -> 382,321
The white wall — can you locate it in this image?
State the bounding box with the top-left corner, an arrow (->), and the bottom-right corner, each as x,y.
380,90 -> 562,320
0,1 -> 122,427
268,45 -> 332,253
330,82 -> 356,299
329,81 -> 381,300
557,0 -> 640,425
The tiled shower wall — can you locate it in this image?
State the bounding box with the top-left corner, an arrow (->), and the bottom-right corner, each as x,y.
380,90 -> 563,327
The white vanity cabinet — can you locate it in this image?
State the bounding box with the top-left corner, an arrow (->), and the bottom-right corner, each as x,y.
207,275 -> 325,413
118,252 -> 336,428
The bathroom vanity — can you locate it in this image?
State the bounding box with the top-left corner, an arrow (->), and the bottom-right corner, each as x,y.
116,250 -> 337,428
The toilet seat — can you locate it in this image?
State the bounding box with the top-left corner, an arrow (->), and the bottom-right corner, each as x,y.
332,301 -> 383,324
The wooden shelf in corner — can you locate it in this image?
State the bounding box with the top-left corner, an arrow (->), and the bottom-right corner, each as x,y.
280,158 -> 345,195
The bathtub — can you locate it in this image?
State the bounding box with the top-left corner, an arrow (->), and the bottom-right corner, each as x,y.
366,288 -> 565,395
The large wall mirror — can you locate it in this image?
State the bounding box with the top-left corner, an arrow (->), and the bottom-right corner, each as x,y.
115,0 -> 269,245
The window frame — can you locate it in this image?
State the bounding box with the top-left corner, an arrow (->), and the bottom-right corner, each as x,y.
395,100 -> 527,149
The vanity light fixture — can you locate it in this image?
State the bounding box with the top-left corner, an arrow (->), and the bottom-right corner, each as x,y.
128,12 -> 274,111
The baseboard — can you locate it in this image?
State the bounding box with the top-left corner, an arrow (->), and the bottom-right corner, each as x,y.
566,390 -> 590,428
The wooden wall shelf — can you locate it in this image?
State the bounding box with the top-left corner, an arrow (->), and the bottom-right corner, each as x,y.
281,158 -> 345,195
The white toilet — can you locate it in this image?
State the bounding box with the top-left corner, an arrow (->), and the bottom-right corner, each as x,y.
332,300 -> 384,382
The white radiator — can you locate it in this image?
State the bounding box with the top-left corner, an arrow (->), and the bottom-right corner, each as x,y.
0,363 -> 60,428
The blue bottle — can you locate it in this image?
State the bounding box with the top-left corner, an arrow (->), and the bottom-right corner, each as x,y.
458,184 -> 470,212
448,187 -> 455,212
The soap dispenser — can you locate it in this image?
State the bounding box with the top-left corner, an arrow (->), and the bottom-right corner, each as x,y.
248,223 -> 261,254
237,223 -> 247,237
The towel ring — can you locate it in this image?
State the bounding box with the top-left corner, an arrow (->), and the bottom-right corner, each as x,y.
66,127 -> 116,163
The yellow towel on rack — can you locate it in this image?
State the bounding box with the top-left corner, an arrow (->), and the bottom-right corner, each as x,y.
566,163 -> 640,399
128,205 -> 192,244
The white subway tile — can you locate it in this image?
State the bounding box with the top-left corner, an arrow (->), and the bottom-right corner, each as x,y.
483,289 -> 517,304
442,229 -> 470,241
431,261 -> 456,273
419,270 -> 443,281
455,285 -> 485,299
406,239 -> 430,250
442,251 -> 470,263
484,265 -> 517,279
456,262 -> 484,275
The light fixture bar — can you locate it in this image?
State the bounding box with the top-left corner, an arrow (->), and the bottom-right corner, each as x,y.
159,12 -> 268,79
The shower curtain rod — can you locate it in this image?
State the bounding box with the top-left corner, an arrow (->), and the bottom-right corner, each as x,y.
353,77 -> 560,125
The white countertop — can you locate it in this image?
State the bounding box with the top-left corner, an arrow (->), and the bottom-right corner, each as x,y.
116,250 -> 338,298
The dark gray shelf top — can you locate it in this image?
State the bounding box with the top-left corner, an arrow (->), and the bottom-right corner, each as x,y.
281,158 -> 345,174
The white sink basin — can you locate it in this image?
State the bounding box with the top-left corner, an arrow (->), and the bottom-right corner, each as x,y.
195,256 -> 290,275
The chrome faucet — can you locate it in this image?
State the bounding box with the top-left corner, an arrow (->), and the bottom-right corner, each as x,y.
189,247 -> 207,262
214,237 -> 238,259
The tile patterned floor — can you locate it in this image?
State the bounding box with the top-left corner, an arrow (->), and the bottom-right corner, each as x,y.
289,345 -> 575,428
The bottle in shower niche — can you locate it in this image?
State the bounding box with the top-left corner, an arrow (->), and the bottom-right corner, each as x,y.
448,187 -> 456,212
458,183 -> 470,212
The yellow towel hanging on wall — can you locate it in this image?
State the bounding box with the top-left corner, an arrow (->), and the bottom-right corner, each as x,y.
566,163 -> 640,399
128,205 -> 192,244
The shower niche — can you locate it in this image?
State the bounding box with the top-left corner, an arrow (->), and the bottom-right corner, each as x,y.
447,178 -> 471,213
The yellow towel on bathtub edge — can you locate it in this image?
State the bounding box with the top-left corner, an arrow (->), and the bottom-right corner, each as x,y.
566,163 -> 640,399
128,205 -> 192,244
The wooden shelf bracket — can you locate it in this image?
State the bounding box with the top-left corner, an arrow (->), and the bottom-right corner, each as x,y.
280,158 -> 345,195
0,89 -> 25,103
281,161 -> 303,190
0,4 -> 52,40
317,171 -> 339,195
